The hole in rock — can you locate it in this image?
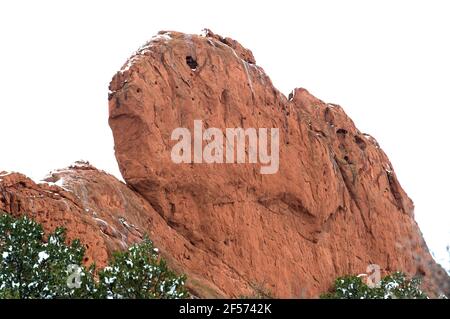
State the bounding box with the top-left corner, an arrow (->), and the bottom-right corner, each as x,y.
336,128 -> 348,135
186,56 -> 198,70
354,135 -> 367,150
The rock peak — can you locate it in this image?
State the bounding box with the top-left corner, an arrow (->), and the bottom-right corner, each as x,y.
107,30 -> 449,297
1,30 -> 448,298
201,28 -> 256,64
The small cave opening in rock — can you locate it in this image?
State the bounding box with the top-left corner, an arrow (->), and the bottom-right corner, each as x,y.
354,135 -> 367,150
336,128 -> 348,135
186,56 -> 198,70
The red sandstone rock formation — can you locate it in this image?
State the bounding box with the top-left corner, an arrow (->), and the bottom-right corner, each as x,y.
0,163 -> 137,268
0,30 -> 448,298
107,30 -> 449,297
0,163 -> 237,297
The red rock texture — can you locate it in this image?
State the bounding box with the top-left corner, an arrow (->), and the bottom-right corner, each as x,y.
0,163 -> 235,297
0,30 -> 448,298
107,30 -> 449,297
0,166 -> 110,267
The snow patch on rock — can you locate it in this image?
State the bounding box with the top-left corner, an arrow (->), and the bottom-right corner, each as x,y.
120,32 -> 173,74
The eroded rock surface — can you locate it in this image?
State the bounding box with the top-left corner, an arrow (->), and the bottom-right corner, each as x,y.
0,30 -> 447,298
0,163 -> 234,297
107,30 -> 449,297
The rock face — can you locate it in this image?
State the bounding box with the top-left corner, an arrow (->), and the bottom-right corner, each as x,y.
0,163 -> 143,268
0,30 -> 448,298
108,30 -> 449,297
0,163 -> 237,297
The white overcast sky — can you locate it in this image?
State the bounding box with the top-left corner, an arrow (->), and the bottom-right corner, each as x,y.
0,0 -> 449,270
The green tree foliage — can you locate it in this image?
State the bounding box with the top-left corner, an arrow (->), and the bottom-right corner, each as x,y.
321,272 -> 428,299
0,213 -> 188,299
0,214 -> 95,298
97,238 -> 189,299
